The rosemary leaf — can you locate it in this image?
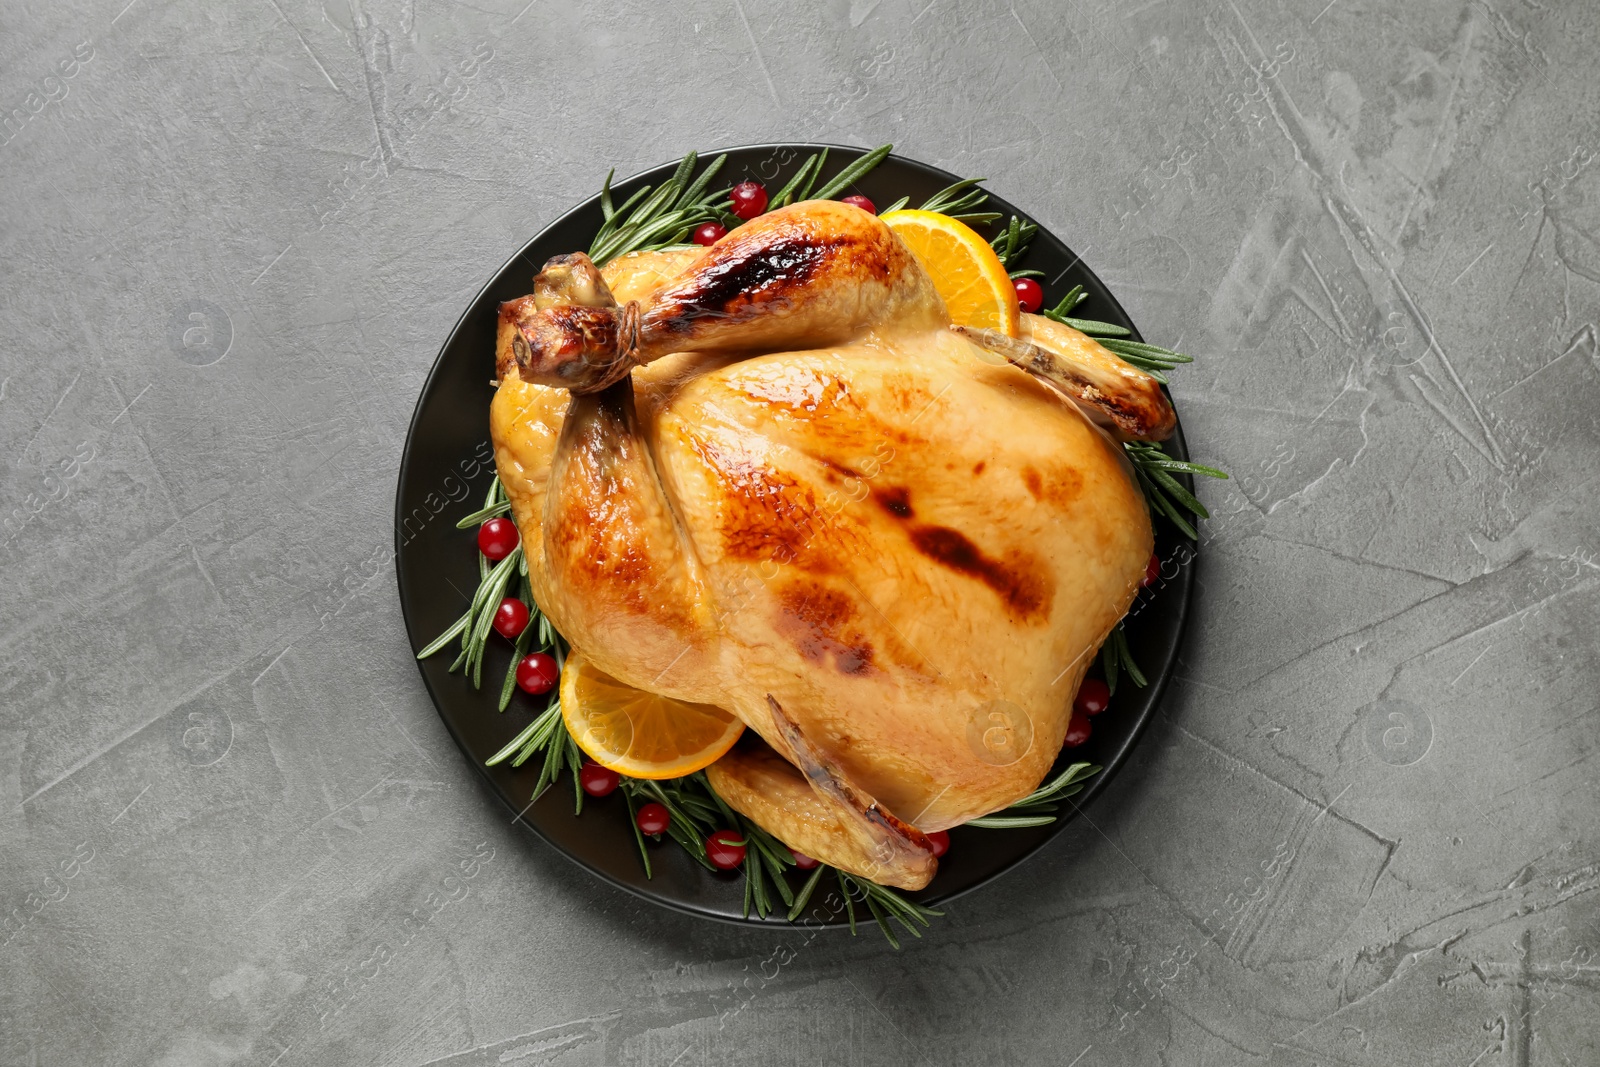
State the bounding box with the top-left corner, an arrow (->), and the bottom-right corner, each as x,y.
966,814 -> 1058,828
1060,317 -> 1131,338
662,150 -> 700,209
1125,362 -> 1172,384
748,855 -> 771,917
497,613 -> 536,711
454,498 -> 510,528
1045,285 -> 1087,318
698,772 -> 740,824
796,148 -> 828,202
623,789 -> 653,879
1142,463 -> 1211,518
768,153 -> 821,210
1099,338 -> 1194,364
1114,625 -> 1148,688
673,154 -> 728,211
864,896 -> 900,949
787,865 -> 826,921
487,716 -> 544,766
879,195 -> 910,214
990,215 -> 1038,272
416,611 -> 469,659
801,150 -> 829,201
563,731 -> 584,812
812,143 -> 892,200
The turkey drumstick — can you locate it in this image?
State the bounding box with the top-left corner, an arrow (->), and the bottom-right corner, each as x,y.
509,200 -> 945,393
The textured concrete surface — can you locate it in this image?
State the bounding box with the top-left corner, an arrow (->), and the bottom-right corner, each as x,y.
3,0 -> 1599,1064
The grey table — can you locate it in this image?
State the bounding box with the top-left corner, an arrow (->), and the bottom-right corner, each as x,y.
4,1 -> 1598,1064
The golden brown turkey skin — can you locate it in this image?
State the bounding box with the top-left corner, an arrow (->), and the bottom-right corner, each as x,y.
490,223 -> 1155,889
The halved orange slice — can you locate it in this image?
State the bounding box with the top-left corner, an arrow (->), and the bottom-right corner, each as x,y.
881,208 -> 1020,337
560,649 -> 744,779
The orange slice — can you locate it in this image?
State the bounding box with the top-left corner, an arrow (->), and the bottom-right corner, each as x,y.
560,648 -> 744,779
881,208 -> 1020,337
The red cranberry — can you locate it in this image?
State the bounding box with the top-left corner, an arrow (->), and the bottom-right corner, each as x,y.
1143,553 -> 1161,588
635,801 -> 670,835
840,194 -> 876,214
515,652 -> 558,694
493,598 -> 530,639
477,517 -> 518,561
692,221 -> 727,246
706,829 -> 747,869
927,830 -> 950,858
578,761 -> 620,797
1015,277 -> 1044,314
729,180 -> 768,220
791,850 -> 820,870
1075,678 -> 1111,717
1063,714 -> 1092,748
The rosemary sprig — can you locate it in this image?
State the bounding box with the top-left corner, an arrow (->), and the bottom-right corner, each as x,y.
622,789 -> 652,878
918,177 -> 1002,225
1101,623 -> 1146,695
420,477 -> 563,703
616,767 -> 930,943
454,497 -> 510,527
587,145 -> 896,269
811,143 -> 893,200
755,143 -> 895,212
968,761 -> 1100,828
1125,442 -> 1227,541
625,777 -> 717,871
692,771 -> 799,919
589,151 -> 730,266
836,871 -> 942,948
767,150 -> 827,210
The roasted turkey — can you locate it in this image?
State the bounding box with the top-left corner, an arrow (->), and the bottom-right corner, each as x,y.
489,200 -> 1173,889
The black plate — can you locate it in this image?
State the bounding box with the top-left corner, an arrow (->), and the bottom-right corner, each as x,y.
395,144 -> 1195,926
